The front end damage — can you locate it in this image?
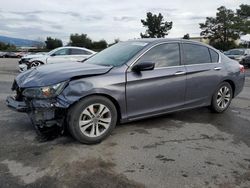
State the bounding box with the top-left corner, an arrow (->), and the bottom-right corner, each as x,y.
6,81 -> 69,139
6,62 -> 114,139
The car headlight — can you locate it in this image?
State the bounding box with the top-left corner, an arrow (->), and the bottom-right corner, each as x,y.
22,81 -> 67,98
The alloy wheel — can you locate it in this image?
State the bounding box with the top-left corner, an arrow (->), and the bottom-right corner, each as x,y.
216,86 -> 231,109
78,103 -> 112,137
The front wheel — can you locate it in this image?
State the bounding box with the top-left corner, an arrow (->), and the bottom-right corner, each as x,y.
30,61 -> 42,68
67,96 -> 117,144
211,82 -> 233,113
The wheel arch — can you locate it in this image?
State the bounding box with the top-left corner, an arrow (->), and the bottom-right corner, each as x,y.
28,60 -> 44,69
68,93 -> 122,122
222,79 -> 236,98
31,60 -> 44,64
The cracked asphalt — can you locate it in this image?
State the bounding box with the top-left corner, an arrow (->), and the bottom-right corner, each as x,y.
0,58 -> 250,188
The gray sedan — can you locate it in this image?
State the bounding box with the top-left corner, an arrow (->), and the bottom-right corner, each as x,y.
6,39 -> 245,144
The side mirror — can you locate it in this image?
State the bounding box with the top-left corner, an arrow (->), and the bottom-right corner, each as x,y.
132,62 -> 155,72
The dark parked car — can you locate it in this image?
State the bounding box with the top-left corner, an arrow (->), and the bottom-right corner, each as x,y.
5,52 -> 19,58
224,48 -> 250,67
6,39 -> 245,144
242,55 -> 250,67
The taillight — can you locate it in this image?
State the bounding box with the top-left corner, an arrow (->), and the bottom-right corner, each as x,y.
240,65 -> 245,73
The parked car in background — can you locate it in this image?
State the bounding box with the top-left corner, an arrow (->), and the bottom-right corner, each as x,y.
0,51 -> 7,58
242,55 -> 250,67
224,48 -> 250,67
5,52 -> 19,58
19,52 -> 48,65
15,51 -> 28,58
6,39 -> 245,144
18,47 -> 96,72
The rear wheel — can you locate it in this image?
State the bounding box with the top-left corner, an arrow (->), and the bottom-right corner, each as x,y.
67,96 -> 117,144
211,82 -> 233,113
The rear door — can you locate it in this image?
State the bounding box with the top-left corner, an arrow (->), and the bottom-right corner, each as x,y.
126,42 -> 186,119
182,43 -> 223,107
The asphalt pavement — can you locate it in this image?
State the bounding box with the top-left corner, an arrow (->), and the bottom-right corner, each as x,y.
0,58 -> 250,188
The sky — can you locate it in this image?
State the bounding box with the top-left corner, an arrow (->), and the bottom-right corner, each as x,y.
0,0 -> 249,44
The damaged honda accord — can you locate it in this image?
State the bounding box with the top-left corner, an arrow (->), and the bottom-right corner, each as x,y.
6,39 -> 245,144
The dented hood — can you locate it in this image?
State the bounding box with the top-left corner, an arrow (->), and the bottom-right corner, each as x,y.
16,62 -> 113,88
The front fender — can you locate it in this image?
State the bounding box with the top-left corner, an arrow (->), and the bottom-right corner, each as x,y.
56,74 -> 127,120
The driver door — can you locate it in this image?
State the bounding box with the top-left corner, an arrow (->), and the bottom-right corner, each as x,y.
126,43 -> 186,119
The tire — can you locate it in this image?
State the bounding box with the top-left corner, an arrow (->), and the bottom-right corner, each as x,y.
211,82 -> 233,113
30,61 -> 42,68
67,96 -> 117,144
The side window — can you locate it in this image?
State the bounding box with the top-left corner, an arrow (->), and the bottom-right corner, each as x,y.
53,49 -> 69,56
137,43 -> 180,68
209,49 -> 219,62
183,43 -> 211,65
70,49 -> 92,55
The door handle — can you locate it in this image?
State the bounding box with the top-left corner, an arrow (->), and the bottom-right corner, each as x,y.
174,71 -> 186,75
214,67 -> 222,71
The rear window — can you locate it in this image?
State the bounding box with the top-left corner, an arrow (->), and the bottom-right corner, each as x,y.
183,43 -> 211,65
209,49 -> 219,62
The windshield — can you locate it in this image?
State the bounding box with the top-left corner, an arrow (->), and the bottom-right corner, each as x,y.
85,41 -> 148,67
225,49 -> 245,55
48,48 -> 61,56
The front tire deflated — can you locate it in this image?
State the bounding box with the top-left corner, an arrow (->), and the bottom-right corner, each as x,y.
67,96 -> 117,144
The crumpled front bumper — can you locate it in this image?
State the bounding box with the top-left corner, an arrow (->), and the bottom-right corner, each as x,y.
6,96 -> 29,112
6,94 -> 68,130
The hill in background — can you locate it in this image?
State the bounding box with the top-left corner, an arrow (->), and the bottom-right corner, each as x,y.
0,35 -> 44,47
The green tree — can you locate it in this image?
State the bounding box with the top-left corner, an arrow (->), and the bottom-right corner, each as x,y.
69,33 -> 92,48
114,38 -> 120,43
0,42 -> 7,50
183,33 -> 190,39
92,40 -> 108,50
0,42 -> 16,51
200,6 -> 240,51
140,12 -> 173,38
45,37 -> 63,50
235,4 -> 250,35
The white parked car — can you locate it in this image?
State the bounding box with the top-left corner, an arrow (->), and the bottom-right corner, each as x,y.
18,47 -> 96,72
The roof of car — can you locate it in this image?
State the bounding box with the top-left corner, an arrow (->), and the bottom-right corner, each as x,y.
127,38 -> 220,51
128,38 -> 207,45
55,46 -> 95,53
129,38 -> 181,43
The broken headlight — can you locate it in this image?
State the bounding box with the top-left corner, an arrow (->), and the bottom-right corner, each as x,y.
22,81 -> 67,98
